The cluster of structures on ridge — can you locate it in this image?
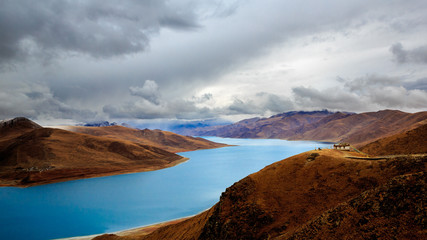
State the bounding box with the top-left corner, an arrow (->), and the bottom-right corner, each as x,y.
333,143 -> 351,151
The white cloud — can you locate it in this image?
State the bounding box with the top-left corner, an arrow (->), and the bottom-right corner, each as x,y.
129,80 -> 161,104
292,75 -> 427,112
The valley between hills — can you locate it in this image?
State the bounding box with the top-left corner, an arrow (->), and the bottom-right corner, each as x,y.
1,109 -> 426,239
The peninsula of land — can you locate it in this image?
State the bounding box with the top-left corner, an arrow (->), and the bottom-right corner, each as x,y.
0,117 -> 227,187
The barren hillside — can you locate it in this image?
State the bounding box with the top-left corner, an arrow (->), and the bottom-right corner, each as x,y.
360,123 -> 427,156
94,149 -> 426,239
62,125 -> 227,153
0,118 -> 185,187
185,110 -> 427,147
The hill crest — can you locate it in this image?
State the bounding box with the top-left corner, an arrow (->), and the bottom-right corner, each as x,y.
60,125 -> 227,153
0,117 -> 41,132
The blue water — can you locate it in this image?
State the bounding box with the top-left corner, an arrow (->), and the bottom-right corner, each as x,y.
0,137 -> 330,240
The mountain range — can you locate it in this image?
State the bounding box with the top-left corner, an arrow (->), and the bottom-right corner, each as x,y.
0,117 -> 226,187
185,109 -> 427,147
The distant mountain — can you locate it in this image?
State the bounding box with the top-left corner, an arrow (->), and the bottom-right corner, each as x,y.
169,119 -> 232,136
290,110 -> 427,146
185,110 -> 427,147
187,110 -> 337,138
96,149 -> 426,240
80,121 -> 117,127
0,118 -> 226,187
61,125 -> 227,153
360,122 -> 427,156
122,119 -> 232,134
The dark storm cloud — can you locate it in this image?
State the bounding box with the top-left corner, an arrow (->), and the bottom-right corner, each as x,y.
2,0 -> 427,123
0,0 -> 198,65
390,42 -> 427,64
119,0 -> 387,94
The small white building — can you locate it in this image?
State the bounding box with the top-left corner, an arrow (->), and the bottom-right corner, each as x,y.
333,143 -> 351,151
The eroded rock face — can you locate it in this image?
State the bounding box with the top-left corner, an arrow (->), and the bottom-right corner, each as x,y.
199,177 -> 275,240
280,172 -> 426,240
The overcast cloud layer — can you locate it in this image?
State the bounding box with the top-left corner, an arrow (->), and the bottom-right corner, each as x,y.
1,0 -> 426,125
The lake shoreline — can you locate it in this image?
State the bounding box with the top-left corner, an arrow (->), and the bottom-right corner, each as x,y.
56,210 -> 208,240
0,157 -> 190,188
0,138 -> 330,240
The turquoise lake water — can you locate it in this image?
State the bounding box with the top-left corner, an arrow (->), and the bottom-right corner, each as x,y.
0,137 -> 330,240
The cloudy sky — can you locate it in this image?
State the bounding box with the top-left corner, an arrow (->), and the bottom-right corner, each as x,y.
1,0 -> 427,125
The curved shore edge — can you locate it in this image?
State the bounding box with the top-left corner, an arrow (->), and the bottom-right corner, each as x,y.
55,210 -> 207,240
70,149 -> 426,240
0,117 -> 229,188
0,157 -> 190,188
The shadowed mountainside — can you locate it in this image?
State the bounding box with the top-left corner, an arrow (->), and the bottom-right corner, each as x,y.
185,110 -> 427,147
276,172 -> 425,240
0,117 -> 224,187
94,149 -> 426,239
0,117 -> 42,139
360,122 -> 427,156
60,125 -> 227,153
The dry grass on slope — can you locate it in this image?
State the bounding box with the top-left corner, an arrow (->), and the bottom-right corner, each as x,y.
0,127 -> 184,187
360,123 -> 427,156
64,125 -> 227,153
94,149 -> 426,240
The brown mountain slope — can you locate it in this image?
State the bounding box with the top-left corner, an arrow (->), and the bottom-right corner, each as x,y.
360,123 -> 427,156
277,172 -> 425,240
186,110 -> 427,147
188,110 -> 336,138
276,111 -> 352,139
95,149 -> 426,240
60,125 -> 227,153
0,119 -> 186,187
333,110 -> 427,146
